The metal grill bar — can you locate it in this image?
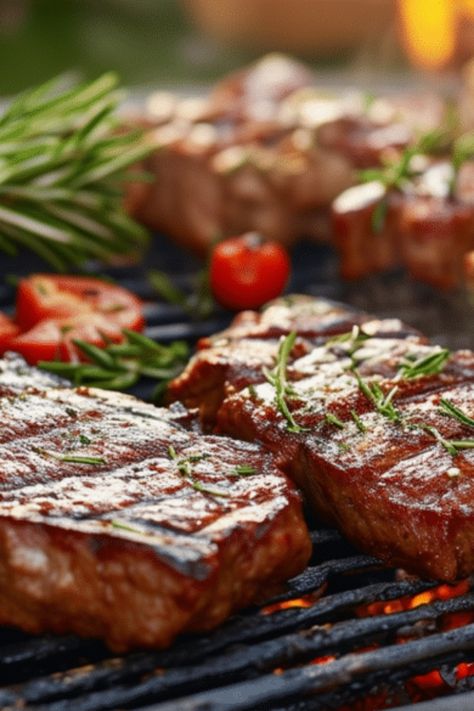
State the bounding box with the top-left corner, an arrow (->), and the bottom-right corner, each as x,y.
3,594 -> 474,711
144,626 -> 474,711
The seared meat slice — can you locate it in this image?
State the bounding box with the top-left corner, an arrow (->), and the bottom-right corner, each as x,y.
0,367 -> 310,651
332,161 -> 474,287
217,339 -> 474,580
168,296 -> 423,427
130,54 -> 446,253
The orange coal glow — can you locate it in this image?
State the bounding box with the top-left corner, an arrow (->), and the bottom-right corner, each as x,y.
266,579 -> 474,710
398,0 -> 474,70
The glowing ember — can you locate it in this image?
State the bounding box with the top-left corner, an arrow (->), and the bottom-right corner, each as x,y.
357,579 -> 471,618
260,593 -> 317,615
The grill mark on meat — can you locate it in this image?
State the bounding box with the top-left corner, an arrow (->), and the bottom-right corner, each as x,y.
168,296 -> 423,428
0,371 -> 311,650
215,328 -> 474,579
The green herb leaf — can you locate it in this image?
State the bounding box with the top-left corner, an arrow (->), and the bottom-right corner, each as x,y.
399,349 -> 450,379
0,72 -> 154,271
439,398 -> 474,429
325,412 -> 345,429
39,330 -> 189,401
354,370 -> 401,422
264,331 -> 307,433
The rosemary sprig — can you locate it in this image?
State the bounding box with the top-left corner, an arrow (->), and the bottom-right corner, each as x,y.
351,409 -> 367,433
167,446 -> 231,498
39,329 -> 189,401
0,73 -> 154,271
264,331 -> 307,433
439,398 -> 474,429
360,129 -> 449,233
411,424 -> 474,456
398,348 -> 450,380
353,370 -> 401,422
327,325 -> 371,352
325,412 -> 345,429
32,446 -> 106,465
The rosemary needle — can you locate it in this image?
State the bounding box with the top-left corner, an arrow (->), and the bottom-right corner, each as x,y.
0,73 -> 154,272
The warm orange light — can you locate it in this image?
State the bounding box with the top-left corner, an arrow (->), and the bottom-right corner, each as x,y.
398,0 -> 456,70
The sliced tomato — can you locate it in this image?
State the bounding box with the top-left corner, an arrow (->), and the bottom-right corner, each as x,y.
9,313 -> 127,365
0,312 -> 19,355
16,275 -> 144,333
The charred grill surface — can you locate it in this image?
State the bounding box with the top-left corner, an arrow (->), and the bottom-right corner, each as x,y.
0,356 -> 310,651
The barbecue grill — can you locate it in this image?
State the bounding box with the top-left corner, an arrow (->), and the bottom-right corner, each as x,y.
0,235 -> 473,711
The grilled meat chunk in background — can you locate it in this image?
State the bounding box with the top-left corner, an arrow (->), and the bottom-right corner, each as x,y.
168,296 -> 474,580
0,355 -> 310,651
126,54 -> 445,254
332,161 -> 474,288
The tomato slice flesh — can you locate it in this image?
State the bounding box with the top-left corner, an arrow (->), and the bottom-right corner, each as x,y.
0,312 -> 19,356
11,274 -> 145,365
16,275 -> 144,332
10,313 -> 126,365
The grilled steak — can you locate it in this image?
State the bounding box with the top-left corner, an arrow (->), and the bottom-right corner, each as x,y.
168,295 -> 474,579
168,295 -> 422,427
0,355 -> 311,651
128,55 -> 445,254
215,332 -> 474,580
332,161 -> 474,288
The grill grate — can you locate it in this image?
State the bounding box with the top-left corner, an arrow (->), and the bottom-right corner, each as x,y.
0,236 -> 473,710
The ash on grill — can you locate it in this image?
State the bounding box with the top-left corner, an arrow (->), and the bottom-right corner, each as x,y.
0,236 -> 473,710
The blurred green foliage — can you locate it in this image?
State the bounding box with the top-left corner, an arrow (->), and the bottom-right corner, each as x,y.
0,0 -> 256,95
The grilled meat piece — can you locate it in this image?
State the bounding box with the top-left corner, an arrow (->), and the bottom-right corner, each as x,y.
217,336 -> 474,580
168,296 -> 422,427
129,55 -> 444,254
0,363 -> 310,651
332,161 -> 474,288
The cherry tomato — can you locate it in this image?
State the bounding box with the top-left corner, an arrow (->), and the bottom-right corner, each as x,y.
0,312 -> 19,355
16,275 -> 144,333
209,233 -> 291,310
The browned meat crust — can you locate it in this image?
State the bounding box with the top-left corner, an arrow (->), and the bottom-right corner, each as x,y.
332,162 -> 474,288
216,335 -> 474,580
168,295 -> 422,428
0,356 -> 310,651
128,55 -> 445,253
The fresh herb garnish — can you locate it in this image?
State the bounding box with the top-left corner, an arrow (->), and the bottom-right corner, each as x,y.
350,409 -> 367,433
0,73 -> 153,272
439,398 -> 474,429
353,370 -> 401,422
111,519 -> 145,534
148,265 -> 215,321
411,423 -> 474,456
39,329 -> 189,402
167,446 -> 230,498
360,129 -> 449,233
264,331 -> 307,433
32,447 -> 106,465
325,412 -> 345,429
399,349 -> 450,379
327,325 -> 371,353
230,464 -> 257,476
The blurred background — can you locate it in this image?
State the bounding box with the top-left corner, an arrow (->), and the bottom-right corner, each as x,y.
3,0 -> 474,95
